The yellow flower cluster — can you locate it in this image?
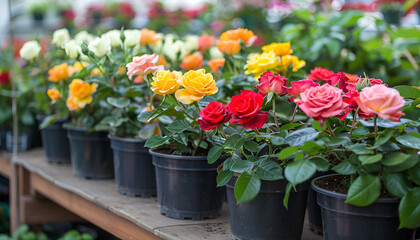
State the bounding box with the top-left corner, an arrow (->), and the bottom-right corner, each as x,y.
150,69 -> 218,105
66,79 -> 97,111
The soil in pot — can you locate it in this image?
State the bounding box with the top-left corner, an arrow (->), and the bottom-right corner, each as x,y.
150,149 -> 224,220
65,124 -> 114,179
109,135 -> 156,197
39,118 -> 71,164
226,177 -> 309,240
312,174 -> 416,240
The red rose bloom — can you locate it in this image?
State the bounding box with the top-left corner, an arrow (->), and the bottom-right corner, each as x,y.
197,102 -> 231,130
255,71 -> 288,97
307,67 -> 335,81
288,79 -> 319,97
339,90 -> 374,120
0,71 -> 10,86
326,72 -> 350,92
228,90 -> 268,129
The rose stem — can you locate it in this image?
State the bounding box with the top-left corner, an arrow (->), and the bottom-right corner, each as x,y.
272,97 -> 279,130
326,119 -> 336,138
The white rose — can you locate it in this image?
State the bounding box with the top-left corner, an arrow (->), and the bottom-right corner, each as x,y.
52,28 -> 70,47
123,30 -> 140,48
184,35 -> 198,53
103,30 -> 121,48
75,31 -> 94,45
19,40 -> 41,61
62,40 -> 80,59
88,36 -> 111,57
150,39 -> 163,53
209,47 -> 223,59
165,40 -> 187,63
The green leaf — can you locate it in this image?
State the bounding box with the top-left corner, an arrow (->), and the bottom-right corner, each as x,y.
216,170 -> 233,187
255,160 -> 283,181
326,38 -> 341,57
107,97 -> 130,108
285,128 -> 319,147
396,135 -> 420,150
231,160 -> 255,173
165,120 -> 190,133
399,188 -> 420,229
382,172 -> 410,198
359,153 -> 383,165
224,134 -> 245,149
244,141 -> 260,153
326,137 -> 349,147
345,175 -> 381,206
279,146 -> 299,160
384,152 -> 419,172
346,144 -> 374,155
285,159 -> 317,186
234,172 -> 261,204
283,183 -> 293,209
310,157 -> 329,171
408,162 -> 420,185
395,85 -> 420,98
279,123 -> 303,132
137,111 -> 155,122
271,137 -> 284,146
376,129 -> 395,147
144,135 -> 168,148
207,145 -> 223,164
332,161 -> 357,175
312,120 -> 327,131
39,115 -> 57,129
382,152 -> 410,166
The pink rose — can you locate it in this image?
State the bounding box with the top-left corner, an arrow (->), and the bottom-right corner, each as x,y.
307,67 -> 335,81
126,54 -> 164,80
295,84 -> 348,124
354,85 -> 405,122
255,71 -> 288,97
288,79 -> 319,97
339,91 -> 374,120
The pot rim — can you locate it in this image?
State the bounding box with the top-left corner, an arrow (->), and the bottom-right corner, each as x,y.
311,174 -> 400,203
63,123 -> 107,133
108,134 -> 146,143
149,148 -> 207,160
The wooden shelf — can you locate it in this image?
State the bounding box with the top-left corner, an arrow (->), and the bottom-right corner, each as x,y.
3,148 -> 322,240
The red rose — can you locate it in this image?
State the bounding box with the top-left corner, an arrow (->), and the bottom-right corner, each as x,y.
228,90 -> 268,129
0,71 -> 10,86
197,102 -> 231,130
307,67 -> 335,81
288,79 -> 319,97
255,71 -> 288,97
339,90 -> 374,120
345,77 -> 386,92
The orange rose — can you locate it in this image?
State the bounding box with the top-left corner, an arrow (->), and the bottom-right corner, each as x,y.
47,87 -> 60,102
117,66 -> 126,75
220,28 -> 256,45
69,79 -> 97,107
70,61 -> 89,74
217,40 -> 240,55
179,54 -> 203,71
134,75 -> 144,84
198,35 -> 214,52
48,63 -> 69,82
66,96 -> 82,111
140,28 -> 162,45
208,58 -> 225,74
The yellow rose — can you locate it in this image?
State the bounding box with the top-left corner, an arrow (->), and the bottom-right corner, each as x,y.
90,68 -> 103,76
281,55 -> 306,72
69,61 -> 89,75
47,87 -> 60,102
262,42 -> 293,56
151,70 -> 182,95
244,52 -> 280,80
69,79 -> 97,107
66,96 -> 82,111
48,63 -> 69,82
175,69 -> 218,104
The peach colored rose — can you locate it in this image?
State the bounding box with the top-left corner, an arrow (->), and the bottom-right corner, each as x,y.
217,40 -> 240,55
207,58 -> 225,74
47,87 -> 61,102
126,54 -> 164,80
354,85 -> 405,122
179,54 -> 203,71
198,35 -> 214,52
295,84 -> 348,124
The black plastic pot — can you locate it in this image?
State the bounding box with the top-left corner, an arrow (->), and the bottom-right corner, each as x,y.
312,174 -> 416,240
39,118 -> 71,164
381,9 -> 402,25
5,130 -> 33,152
65,124 -> 114,179
150,149 -> 224,220
109,135 -> 156,197
226,177 -> 309,240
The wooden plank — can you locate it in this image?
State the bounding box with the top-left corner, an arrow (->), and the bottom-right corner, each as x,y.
10,164 -> 18,233
0,154 -> 11,178
30,173 -> 161,240
20,195 -> 83,224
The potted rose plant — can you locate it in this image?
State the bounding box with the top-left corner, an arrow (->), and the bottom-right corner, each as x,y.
140,68 -> 224,219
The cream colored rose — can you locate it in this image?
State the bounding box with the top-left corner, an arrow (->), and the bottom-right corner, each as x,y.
103,30 -> 121,48
209,47 -> 223,59
62,40 -> 80,59
164,40 -> 187,63
52,28 -> 70,47
75,31 -> 94,45
123,30 -> 140,48
184,35 -> 198,53
88,36 -> 111,57
19,40 -> 41,61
